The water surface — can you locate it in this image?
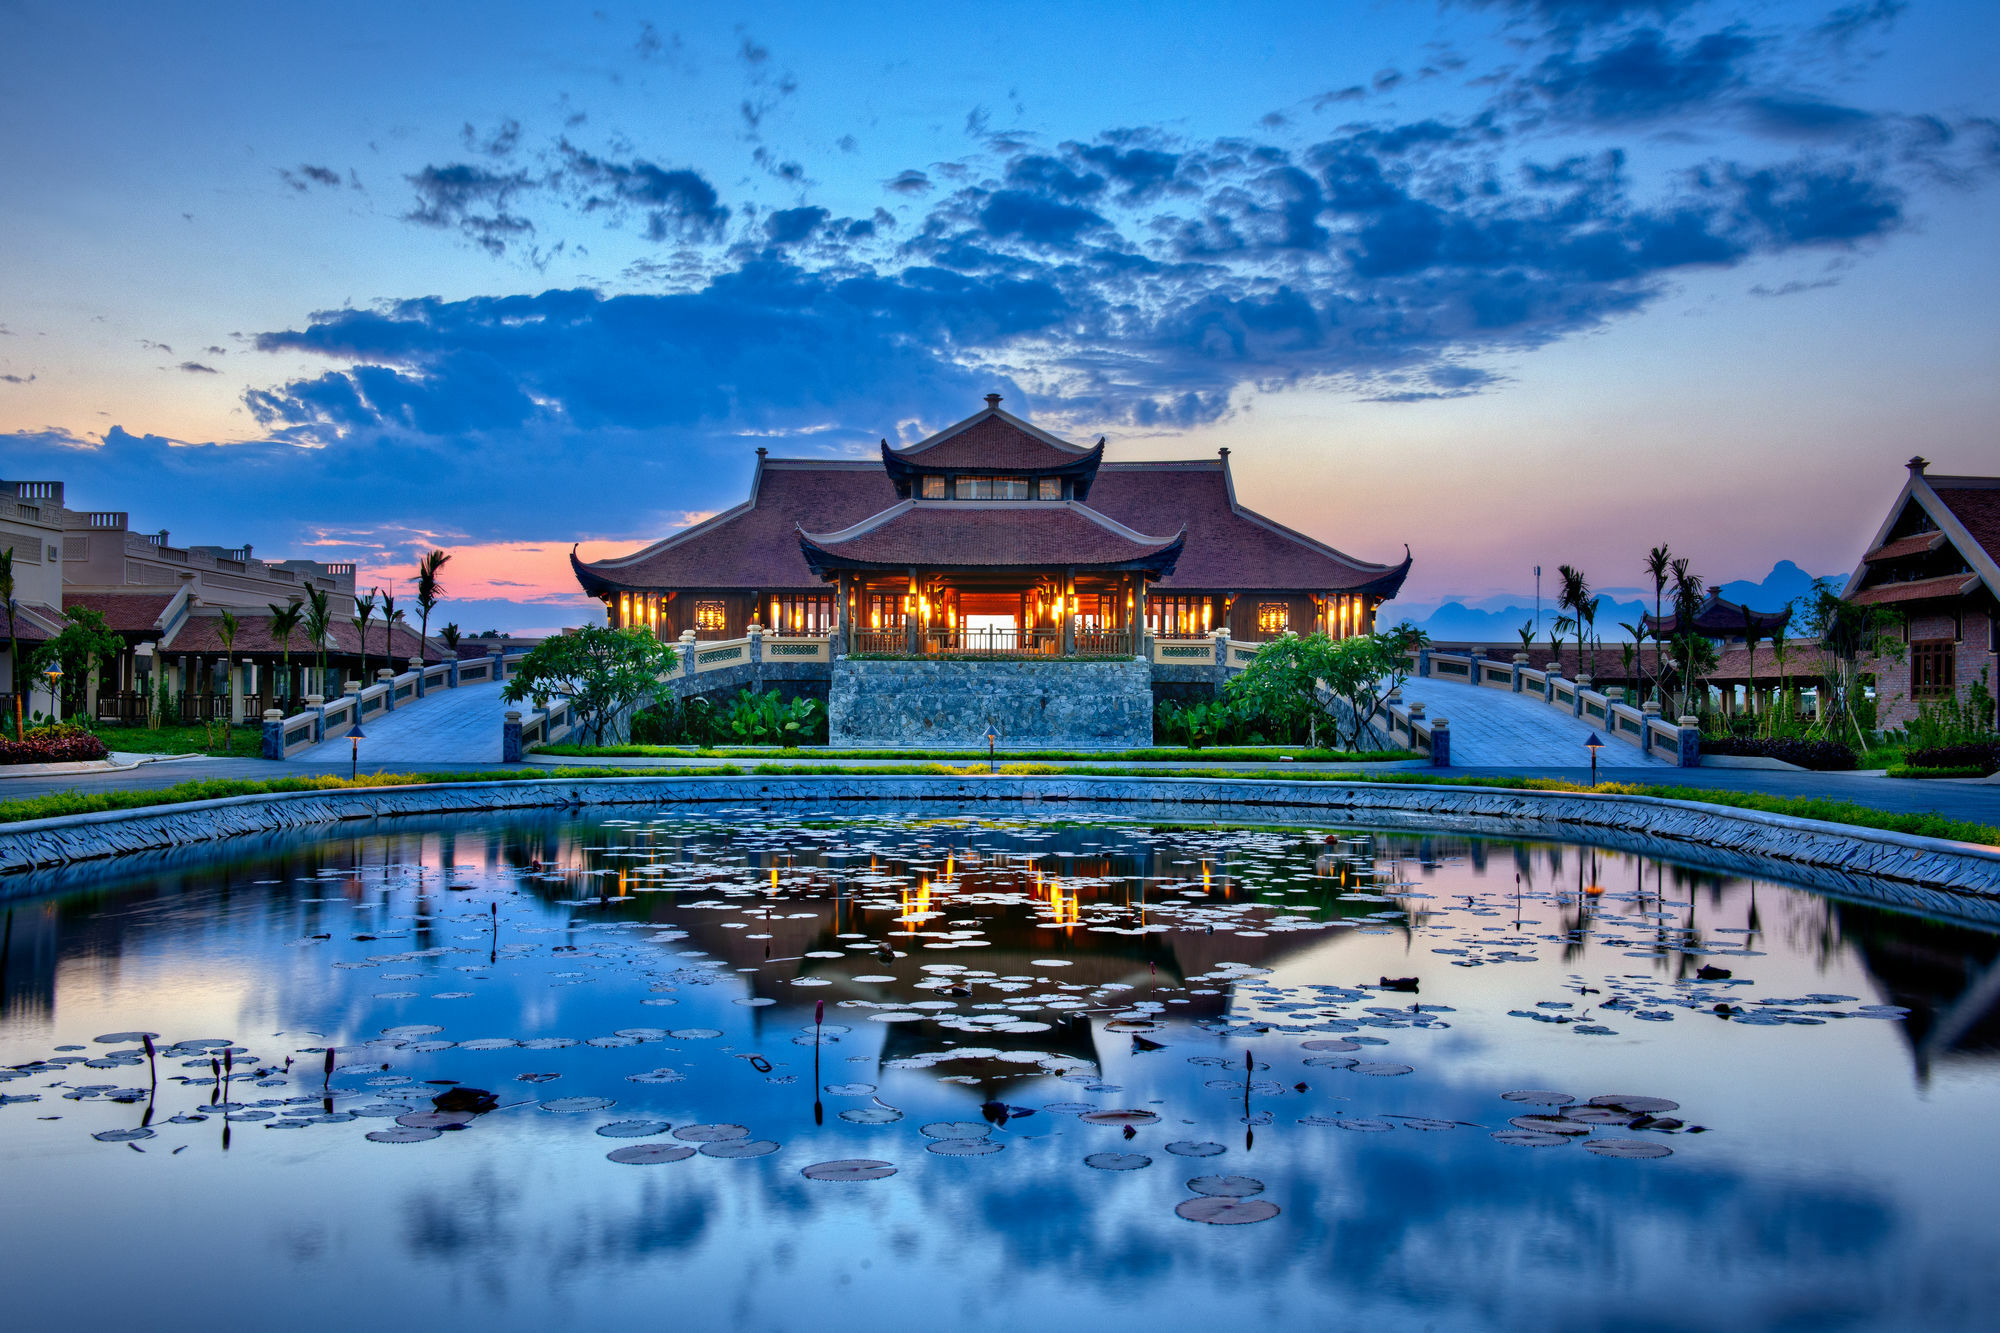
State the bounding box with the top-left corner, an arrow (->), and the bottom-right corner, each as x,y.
3,808 -> 1997,1332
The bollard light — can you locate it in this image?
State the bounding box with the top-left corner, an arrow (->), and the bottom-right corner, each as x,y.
984,723 -> 1001,774
349,723 -> 366,781
1583,731 -> 1604,789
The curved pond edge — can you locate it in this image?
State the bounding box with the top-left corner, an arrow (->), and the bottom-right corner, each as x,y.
3,774 -> 1995,897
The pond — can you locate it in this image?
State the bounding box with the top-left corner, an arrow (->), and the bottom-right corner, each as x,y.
2,806 -> 1997,1331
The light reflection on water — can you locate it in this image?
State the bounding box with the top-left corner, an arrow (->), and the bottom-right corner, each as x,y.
2,808 -> 1998,1332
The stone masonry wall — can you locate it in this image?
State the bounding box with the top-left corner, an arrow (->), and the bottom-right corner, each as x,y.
830,659 -> 1154,748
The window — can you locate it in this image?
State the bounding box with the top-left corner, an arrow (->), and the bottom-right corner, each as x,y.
864,593 -> 905,630
693,600 -> 728,634
1151,595 -> 1210,637
953,475 -> 1029,499
769,594 -> 834,634
920,475 -> 946,500
1257,602 -> 1290,635
1911,639 -> 1956,699
1038,476 -> 1062,501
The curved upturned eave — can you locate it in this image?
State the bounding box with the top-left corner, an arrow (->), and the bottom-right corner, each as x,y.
797,528 -> 1185,582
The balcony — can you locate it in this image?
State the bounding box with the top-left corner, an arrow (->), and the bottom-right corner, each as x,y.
847,626 -> 1136,659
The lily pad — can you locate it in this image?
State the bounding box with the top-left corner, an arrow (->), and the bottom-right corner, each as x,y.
1080,1109 -> 1159,1126
1187,1174 -> 1265,1196
1165,1140 -> 1227,1157
606,1142 -> 697,1164
802,1159 -> 897,1181
540,1096 -> 615,1114
673,1123 -> 749,1142
701,1138 -> 781,1158
367,1127 -> 441,1143
920,1120 -> 992,1139
597,1119 -> 672,1138
1084,1152 -> 1152,1170
926,1138 -> 1004,1156
1583,1138 -> 1673,1159
1176,1197 -> 1280,1225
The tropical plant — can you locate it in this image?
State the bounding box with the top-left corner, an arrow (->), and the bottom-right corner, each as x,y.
1797,576 -> 1905,748
414,549 -> 450,665
217,609 -> 239,753
1515,620 -> 1536,655
268,600 -> 303,707
717,688 -> 826,745
301,585 -> 333,697
30,606 -> 123,719
501,624 -> 679,745
352,590 -> 378,686
438,622 -> 463,655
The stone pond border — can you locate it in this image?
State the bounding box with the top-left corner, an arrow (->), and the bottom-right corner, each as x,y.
2,775 -> 1996,902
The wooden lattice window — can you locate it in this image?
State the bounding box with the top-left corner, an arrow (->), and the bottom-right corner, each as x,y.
693,600 -> 727,634
1910,639 -> 1956,699
1257,602 -> 1290,635
920,475 -> 946,500
1037,476 -> 1062,500
770,594 -> 833,634
954,476 -> 1029,499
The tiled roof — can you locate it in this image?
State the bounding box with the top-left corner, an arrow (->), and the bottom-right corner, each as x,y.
1862,531 -> 1947,563
1641,592 -> 1790,637
573,446 -> 1411,598
1086,462 -> 1409,594
65,592 -> 175,633
1846,573 -> 1980,607
573,462 -> 900,594
1930,482 -> 2000,567
3,602 -> 62,645
166,613 -> 443,661
799,503 -> 1182,572
890,409 -> 1094,471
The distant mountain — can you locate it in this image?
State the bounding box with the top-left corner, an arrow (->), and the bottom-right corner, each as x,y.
1382,561 -> 1843,645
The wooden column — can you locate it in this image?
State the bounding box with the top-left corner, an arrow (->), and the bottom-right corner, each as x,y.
1133,573 -> 1148,655
906,568 -> 921,655
1062,567 -> 1076,655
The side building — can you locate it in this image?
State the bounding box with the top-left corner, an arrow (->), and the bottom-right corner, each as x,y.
1843,457 -> 2000,727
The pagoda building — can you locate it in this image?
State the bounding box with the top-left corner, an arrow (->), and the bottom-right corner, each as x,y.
571,395 -> 1412,657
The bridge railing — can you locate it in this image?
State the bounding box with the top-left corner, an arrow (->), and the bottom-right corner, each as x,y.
1403,648 -> 1700,766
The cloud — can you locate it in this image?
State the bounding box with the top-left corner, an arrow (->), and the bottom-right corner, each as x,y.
177,361 -> 220,374
402,163 -> 535,253
1743,95 -> 1879,140
1524,27 -> 1758,123
886,169 -> 932,194
557,144 -> 729,240
1814,1 -> 1907,49
1452,1 -> 1705,32
0,373 -> 34,385
279,164 -> 343,191
460,119 -> 522,157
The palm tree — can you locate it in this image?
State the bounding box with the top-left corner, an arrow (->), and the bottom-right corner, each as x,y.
302,585 -> 333,697
1557,565 -> 1591,678
0,547 -> 21,738
1668,558 -> 1707,717
1739,605 -> 1766,721
1645,543 -> 1672,702
415,550 -> 451,665
380,591 -> 400,674
1515,621 -> 1536,655
352,590 -> 378,687
267,600 -> 302,708
217,609 -> 239,753
439,622 -> 463,656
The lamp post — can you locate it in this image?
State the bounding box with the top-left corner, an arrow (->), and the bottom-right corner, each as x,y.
1583,731 -> 1603,789
43,664 -> 63,724
984,723 -> 1000,774
349,723 -> 366,781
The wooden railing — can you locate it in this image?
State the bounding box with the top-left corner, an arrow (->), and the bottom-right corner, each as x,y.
846,626 -> 1133,658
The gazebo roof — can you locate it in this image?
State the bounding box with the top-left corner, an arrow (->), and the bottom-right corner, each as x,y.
1642,592 -> 1790,638
798,502 -> 1184,577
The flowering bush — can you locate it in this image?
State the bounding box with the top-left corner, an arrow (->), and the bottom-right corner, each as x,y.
0,723 -> 110,765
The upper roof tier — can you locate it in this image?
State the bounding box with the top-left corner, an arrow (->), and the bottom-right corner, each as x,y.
880,397 -> 1106,498
1641,592 -> 1790,637
798,502 -> 1183,576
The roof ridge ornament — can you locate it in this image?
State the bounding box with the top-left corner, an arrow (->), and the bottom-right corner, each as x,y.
985,393 -> 1002,410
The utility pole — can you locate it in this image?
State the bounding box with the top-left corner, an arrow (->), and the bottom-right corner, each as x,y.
1534,566 -> 1541,638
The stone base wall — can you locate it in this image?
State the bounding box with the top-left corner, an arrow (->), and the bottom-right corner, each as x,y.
830,659 -> 1154,748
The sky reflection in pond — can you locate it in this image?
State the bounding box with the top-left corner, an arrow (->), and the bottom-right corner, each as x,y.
2,809 -> 1998,1331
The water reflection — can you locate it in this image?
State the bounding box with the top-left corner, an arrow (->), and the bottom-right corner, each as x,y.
2,810 -> 1998,1332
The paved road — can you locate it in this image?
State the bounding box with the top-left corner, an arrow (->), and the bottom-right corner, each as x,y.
1394,675 -> 1671,766
4,755 -> 1993,827
290,679 -> 514,765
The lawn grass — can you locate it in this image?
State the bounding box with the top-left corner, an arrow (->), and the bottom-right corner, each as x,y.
539,743 -> 1413,763
1,763 -> 1992,850
88,722 -> 263,758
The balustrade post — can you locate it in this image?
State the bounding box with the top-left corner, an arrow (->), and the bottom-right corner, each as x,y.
447,654 -> 459,688
747,623 -> 764,665
306,693 -> 325,742
1430,718 -> 1451,767
490,645 -> 505,682
1676,715 -> 1702,768
377,667 -> 396,710
412,654 -> 426,697
261,708 -> 285,760
1511,652 -> 1528,692
503,710 -> 524,763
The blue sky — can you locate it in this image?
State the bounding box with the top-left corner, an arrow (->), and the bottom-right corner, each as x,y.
2,0 -> 1995,631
